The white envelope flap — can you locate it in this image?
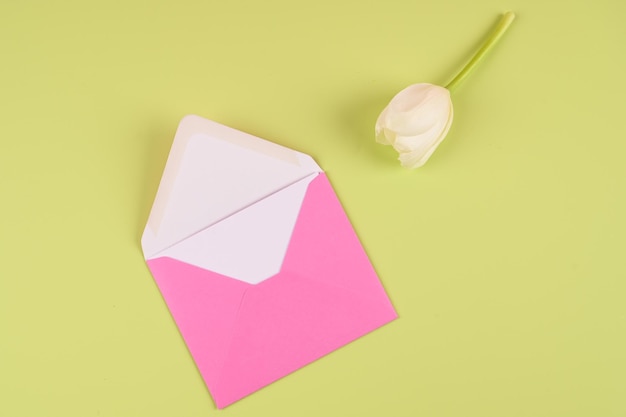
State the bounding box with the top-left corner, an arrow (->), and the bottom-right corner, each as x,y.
141,115 -> 322,264
154,173 -> 318,284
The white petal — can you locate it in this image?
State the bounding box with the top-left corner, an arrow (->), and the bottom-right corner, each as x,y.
392,117 -> 447,153
375,105 -> 392,145
398,101 -> 454,169
385,84 -> 451,136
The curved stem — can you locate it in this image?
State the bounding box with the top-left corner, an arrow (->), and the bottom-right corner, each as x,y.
445,11 -> 516,92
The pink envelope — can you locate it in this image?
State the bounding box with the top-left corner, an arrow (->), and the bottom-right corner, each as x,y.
142,115 -> 397,408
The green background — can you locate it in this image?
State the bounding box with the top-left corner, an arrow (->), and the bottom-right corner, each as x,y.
1,0 -> 625,416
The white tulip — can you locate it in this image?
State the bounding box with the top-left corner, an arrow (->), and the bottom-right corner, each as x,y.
376,11 -> 515,168
375,83 -> 453,169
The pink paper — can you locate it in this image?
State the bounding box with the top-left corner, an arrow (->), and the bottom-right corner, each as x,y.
147,174 -> 397,408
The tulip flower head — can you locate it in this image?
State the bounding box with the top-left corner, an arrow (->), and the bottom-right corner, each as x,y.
376,12 -> 516,168
376,83 -> 453,169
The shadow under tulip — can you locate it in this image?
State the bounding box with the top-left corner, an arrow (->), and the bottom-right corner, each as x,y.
335,91 -> 407,169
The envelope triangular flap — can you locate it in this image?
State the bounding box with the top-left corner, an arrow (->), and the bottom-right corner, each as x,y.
155,173 -> 317,284
142,115 -> 321,259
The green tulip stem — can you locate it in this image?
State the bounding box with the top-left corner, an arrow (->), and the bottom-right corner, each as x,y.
445,11 -> 516,92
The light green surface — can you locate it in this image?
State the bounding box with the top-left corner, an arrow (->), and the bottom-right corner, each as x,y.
1,1 -> 625,416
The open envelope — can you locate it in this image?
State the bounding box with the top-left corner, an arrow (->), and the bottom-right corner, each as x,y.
141,115 -> 397,408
